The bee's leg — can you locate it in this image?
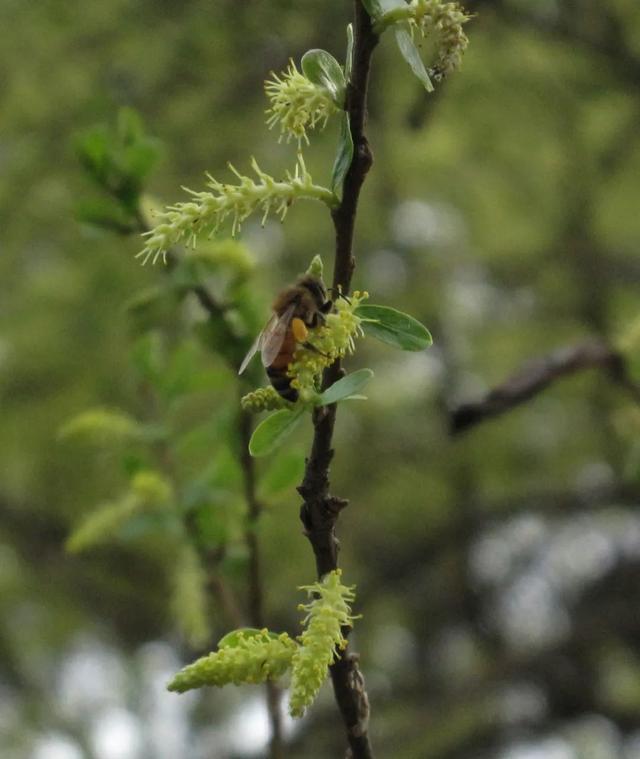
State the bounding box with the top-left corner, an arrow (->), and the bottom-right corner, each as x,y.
309,309 -> 329,328
302,341 -> 329,358
327,286 -> 351,305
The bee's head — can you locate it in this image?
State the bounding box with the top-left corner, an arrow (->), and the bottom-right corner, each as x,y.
298,274 -> 328,307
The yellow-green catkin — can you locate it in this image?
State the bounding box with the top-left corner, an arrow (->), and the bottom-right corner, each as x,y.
137,156 -> 335,265
171,545 -> 210,649
130,469 -> 173,506
66,470 -> 172,554
288,291 -> 368,403
167,630 -> 297,693
265,60 -> 339,145
617,314 -> 640,357
289,570 -> 357,718
66,495 -> 139,554
241,386 -> 291,413
58,407 -> 141,445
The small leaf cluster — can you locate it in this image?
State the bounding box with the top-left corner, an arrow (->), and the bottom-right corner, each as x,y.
59,340 -> 228,648
75,107 -> 162,232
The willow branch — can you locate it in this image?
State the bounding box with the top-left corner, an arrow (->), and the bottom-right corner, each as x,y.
297,3 -> 378,757
450,338 -> 640,434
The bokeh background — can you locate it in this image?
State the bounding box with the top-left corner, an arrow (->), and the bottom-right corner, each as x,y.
2,1 -> 640,757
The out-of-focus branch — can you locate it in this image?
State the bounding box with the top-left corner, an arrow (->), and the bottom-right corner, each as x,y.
450,338 -> 640,434
237,402 -> 283,759
111,208 -> 283,754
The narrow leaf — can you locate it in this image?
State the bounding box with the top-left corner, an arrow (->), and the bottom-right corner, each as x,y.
356,305 -> 433,351
395,28 -> 434,93
301,49 -> 346,104
249,408 -> 305,457
331,112 -> 354,199
345,24 -> 354,82
360,0 -> 383,19
318,369 -> 374,406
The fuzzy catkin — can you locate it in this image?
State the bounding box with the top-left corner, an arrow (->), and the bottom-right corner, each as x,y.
289,570 -> 357,717
138,157 -> 334,265
167,630 -> 297,693
265,60 -> 338,144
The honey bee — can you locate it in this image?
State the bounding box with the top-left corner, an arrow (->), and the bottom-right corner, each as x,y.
238,274 -> 332,401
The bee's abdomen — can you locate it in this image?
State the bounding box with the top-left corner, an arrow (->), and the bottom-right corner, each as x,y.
266,329 -> 298,402
266,365 -> 298,402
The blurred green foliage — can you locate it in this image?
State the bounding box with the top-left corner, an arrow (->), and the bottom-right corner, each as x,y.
2,1 -> 640,757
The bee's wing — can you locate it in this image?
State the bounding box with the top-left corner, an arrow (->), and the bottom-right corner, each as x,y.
261,303 -> 296,367
238,313 -> 278,375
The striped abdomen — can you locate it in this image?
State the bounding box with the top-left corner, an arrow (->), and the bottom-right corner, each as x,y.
266,328 -> 298,402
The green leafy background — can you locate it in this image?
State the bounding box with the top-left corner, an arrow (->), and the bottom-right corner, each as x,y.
2,1 -> 640,757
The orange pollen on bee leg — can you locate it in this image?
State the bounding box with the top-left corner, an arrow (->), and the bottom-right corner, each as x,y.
292,317 -> 308,342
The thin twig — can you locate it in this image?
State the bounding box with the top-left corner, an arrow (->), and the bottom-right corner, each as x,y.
450,338 -> 640,434
297,3 -> 378,757
237,402 -> 284,759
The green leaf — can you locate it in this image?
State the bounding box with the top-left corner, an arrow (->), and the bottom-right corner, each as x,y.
259,451 -> 305,497
120,139 -> 162,183
345,24 -> 354,81
361,0 -> 383,18
380,0 -> 407,9
130,333 -> 167,387
331,112 -> 354,199
395,28 -> 435,93
301,49 -> 346,105
363,0 -> 404,18
249,408 -> 305,457
192,502 -> 229,549
75,197 -> 135,232
318,369 -> 374,406
117,107 -> 145,143
356,305 -> 433,350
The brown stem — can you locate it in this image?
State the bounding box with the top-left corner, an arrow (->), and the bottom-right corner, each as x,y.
297,3 -> 378,757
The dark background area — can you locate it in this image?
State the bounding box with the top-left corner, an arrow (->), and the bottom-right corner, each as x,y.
1,1 -> 640,757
